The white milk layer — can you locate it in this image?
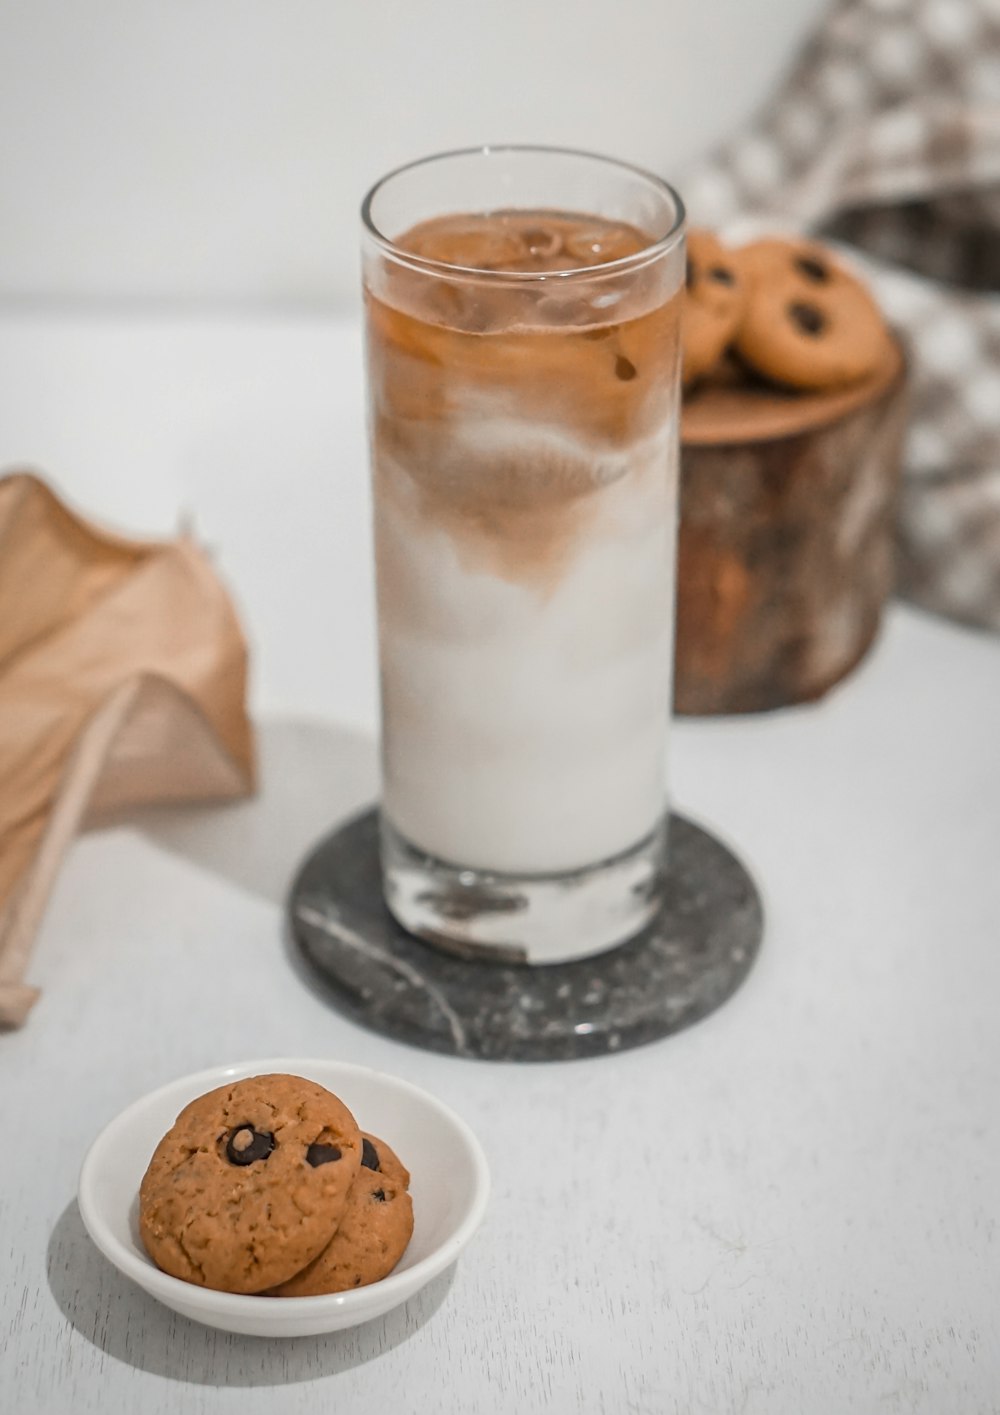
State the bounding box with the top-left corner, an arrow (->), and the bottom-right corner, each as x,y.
376,427 -> 677,876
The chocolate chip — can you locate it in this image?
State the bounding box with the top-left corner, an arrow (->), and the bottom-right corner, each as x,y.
709,264 -> 735,286
685,258 -> 698,289
788,301 -> 826,336
372,1188 -> 386,1203
306,1142 -> 342,1167
225,1126 -> 274,1166
361,1137 -> 380,1172
615,355 -> 637,381
795,254 -> 829,283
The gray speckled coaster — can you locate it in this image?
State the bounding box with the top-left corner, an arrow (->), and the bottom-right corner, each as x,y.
288,809 -> 763,1062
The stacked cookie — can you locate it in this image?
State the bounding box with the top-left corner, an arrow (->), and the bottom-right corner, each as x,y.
682,231 -> 894,392
139,1073 -> 413,1296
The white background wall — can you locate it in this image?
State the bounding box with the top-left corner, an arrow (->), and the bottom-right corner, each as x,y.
0,0 -> 828,308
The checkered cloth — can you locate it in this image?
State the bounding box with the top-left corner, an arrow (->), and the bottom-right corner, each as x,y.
683,0 -> 1000,630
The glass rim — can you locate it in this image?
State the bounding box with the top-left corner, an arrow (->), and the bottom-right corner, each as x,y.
360,144 -> 686,283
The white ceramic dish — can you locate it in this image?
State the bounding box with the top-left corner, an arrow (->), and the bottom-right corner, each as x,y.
78,1058 -> 490,1337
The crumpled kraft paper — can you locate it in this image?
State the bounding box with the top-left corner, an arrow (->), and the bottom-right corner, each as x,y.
0,472 -> 255,1027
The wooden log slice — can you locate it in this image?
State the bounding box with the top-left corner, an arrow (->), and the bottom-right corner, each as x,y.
675,341 -> 907,714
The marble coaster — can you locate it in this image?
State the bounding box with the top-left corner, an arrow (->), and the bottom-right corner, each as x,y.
288,809 -> 763,1062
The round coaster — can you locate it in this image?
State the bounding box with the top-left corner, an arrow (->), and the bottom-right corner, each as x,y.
288,809 -> 763,1062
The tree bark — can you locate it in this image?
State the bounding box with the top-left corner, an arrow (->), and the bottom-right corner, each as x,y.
675,350 -> 908,714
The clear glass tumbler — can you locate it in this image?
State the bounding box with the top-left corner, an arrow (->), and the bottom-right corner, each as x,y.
361,146 -> 685,964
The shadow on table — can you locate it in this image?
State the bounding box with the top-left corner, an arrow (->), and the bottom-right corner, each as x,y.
135,717 -> 379,908
47,1200 -> 454,1385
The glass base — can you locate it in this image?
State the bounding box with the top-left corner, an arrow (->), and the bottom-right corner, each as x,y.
379,814 -> 668,965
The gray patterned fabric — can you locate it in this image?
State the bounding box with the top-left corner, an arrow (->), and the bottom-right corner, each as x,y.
683,0 -> 1000,630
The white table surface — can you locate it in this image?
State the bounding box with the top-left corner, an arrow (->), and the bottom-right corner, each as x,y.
2,311 -> 999,1415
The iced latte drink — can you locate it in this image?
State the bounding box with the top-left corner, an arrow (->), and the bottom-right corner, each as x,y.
362,149 -> 685,962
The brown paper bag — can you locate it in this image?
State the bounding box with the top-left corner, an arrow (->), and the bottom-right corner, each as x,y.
0,472 -> 255,1027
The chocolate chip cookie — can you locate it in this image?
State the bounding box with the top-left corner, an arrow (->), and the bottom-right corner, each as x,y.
734,237 -> 893,390
269,1133 -> 414,1297
736,236 -> 839,287
682,229 -> 745,387
139,1073 -> 362,1294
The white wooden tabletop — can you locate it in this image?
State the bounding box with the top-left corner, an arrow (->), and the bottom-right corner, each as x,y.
2,311 -> 999,1415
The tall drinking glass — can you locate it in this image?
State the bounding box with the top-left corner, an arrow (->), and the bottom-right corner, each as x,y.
361,147 -> 685,964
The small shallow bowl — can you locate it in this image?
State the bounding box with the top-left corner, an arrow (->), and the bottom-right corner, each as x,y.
78,1057 -> 490,1337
